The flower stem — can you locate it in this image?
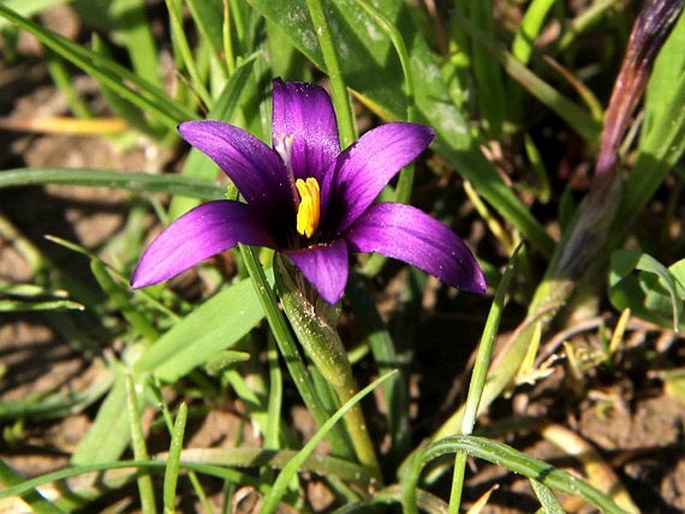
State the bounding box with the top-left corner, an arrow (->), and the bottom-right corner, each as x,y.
239,245 -> 353,459
274,255 -> 381,478
448,243 -> 521,514
304,0 -> 356,147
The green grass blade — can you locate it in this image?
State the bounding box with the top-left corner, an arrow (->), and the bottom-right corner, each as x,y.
460,244 -> 523,432
135,274 -> 266,381
352,0 -> 417,275
187,0 -> 228,88
71,0 -> 162,89
406,435 -> 625,514
557,0 -> 623,52
453,13 -> 601,144
165,0 -> 212,107
0,0 -> 67,28
0,458 -> 66,514
0,451 -> 370,502
0,168 -> 225,200
72,372 -> 130,465
264,338 -> 283,450
0,3 -> 194,127
530,479 -> 566,514
0,298 -> 83,312
467,0 -> 506,138
449,244 -> 522,512
511,0 -> 556,64
186,0 -> 224,58
114,0 -> 161,89
45,51 -> 93,118
618,11 -> 685,230
125,373 -> 157,514
304,0 -> 356,147
178,447 -> 373,485
91,33 -> 161,137
163,403 -> 188,514
428,297 -> 554,445
90,259 -> 160,342
260,371 -> 396,514
0,461 -> 253,506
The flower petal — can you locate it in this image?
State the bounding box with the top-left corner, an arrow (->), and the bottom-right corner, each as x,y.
284,239 -> 349,304
178,120 -> 295,219
322,122 -> 434,232
131,201 -> 276,288
272,79 -> 340,183
346,203 -> 487,294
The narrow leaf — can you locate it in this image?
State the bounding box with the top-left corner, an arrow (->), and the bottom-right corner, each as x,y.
530,479 -> 565,514
72,372 -> 130,465
135,274 -> 266,381
0,168 -> 225,200
163,403 -> 188,514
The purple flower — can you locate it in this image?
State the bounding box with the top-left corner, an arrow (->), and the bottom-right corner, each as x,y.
131,79 -> 486,303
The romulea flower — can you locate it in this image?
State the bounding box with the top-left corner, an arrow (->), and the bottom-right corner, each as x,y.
131,79 -> 487,303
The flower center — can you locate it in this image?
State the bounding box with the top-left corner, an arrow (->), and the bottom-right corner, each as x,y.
295,177 -> 321,238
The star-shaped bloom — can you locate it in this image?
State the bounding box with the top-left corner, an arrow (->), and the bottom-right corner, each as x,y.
131,79 -> 486,303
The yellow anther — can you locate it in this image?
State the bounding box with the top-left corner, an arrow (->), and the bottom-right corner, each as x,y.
295,177 -> 321,238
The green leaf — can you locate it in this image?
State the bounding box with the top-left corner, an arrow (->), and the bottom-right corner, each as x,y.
670,259 -> 685,293
405,435 -> 625,514
0,168 -> 225,200
530,479 -> 566,514
260,371 -> 396,514
0,458 -> 64,514
91,33 -> 160,137
618,11 -> 685,232
0,0 -> 68,28
511,0 -> 556,64
163,403 -> 188,514
248,0 -> 555,257
186,0 -> 224,58
90,259 -> 160,342
0,373 -> 112,421
467,0 -> 506,138
165,0 -> 212,108
0,451 -> 371,502
134,274 -> 267,382
72,0 -> 162,88
0,3 -> 194,127
0,299 -> 83,312
204,350 -> 251,376
0,281 -> 83,316
608,249 -> 685,331
72,371 -> 131,465
125,373 -> 156,514
265,19 -> 308,81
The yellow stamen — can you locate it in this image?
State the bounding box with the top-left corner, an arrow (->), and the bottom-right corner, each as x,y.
295,177 -> 321,238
